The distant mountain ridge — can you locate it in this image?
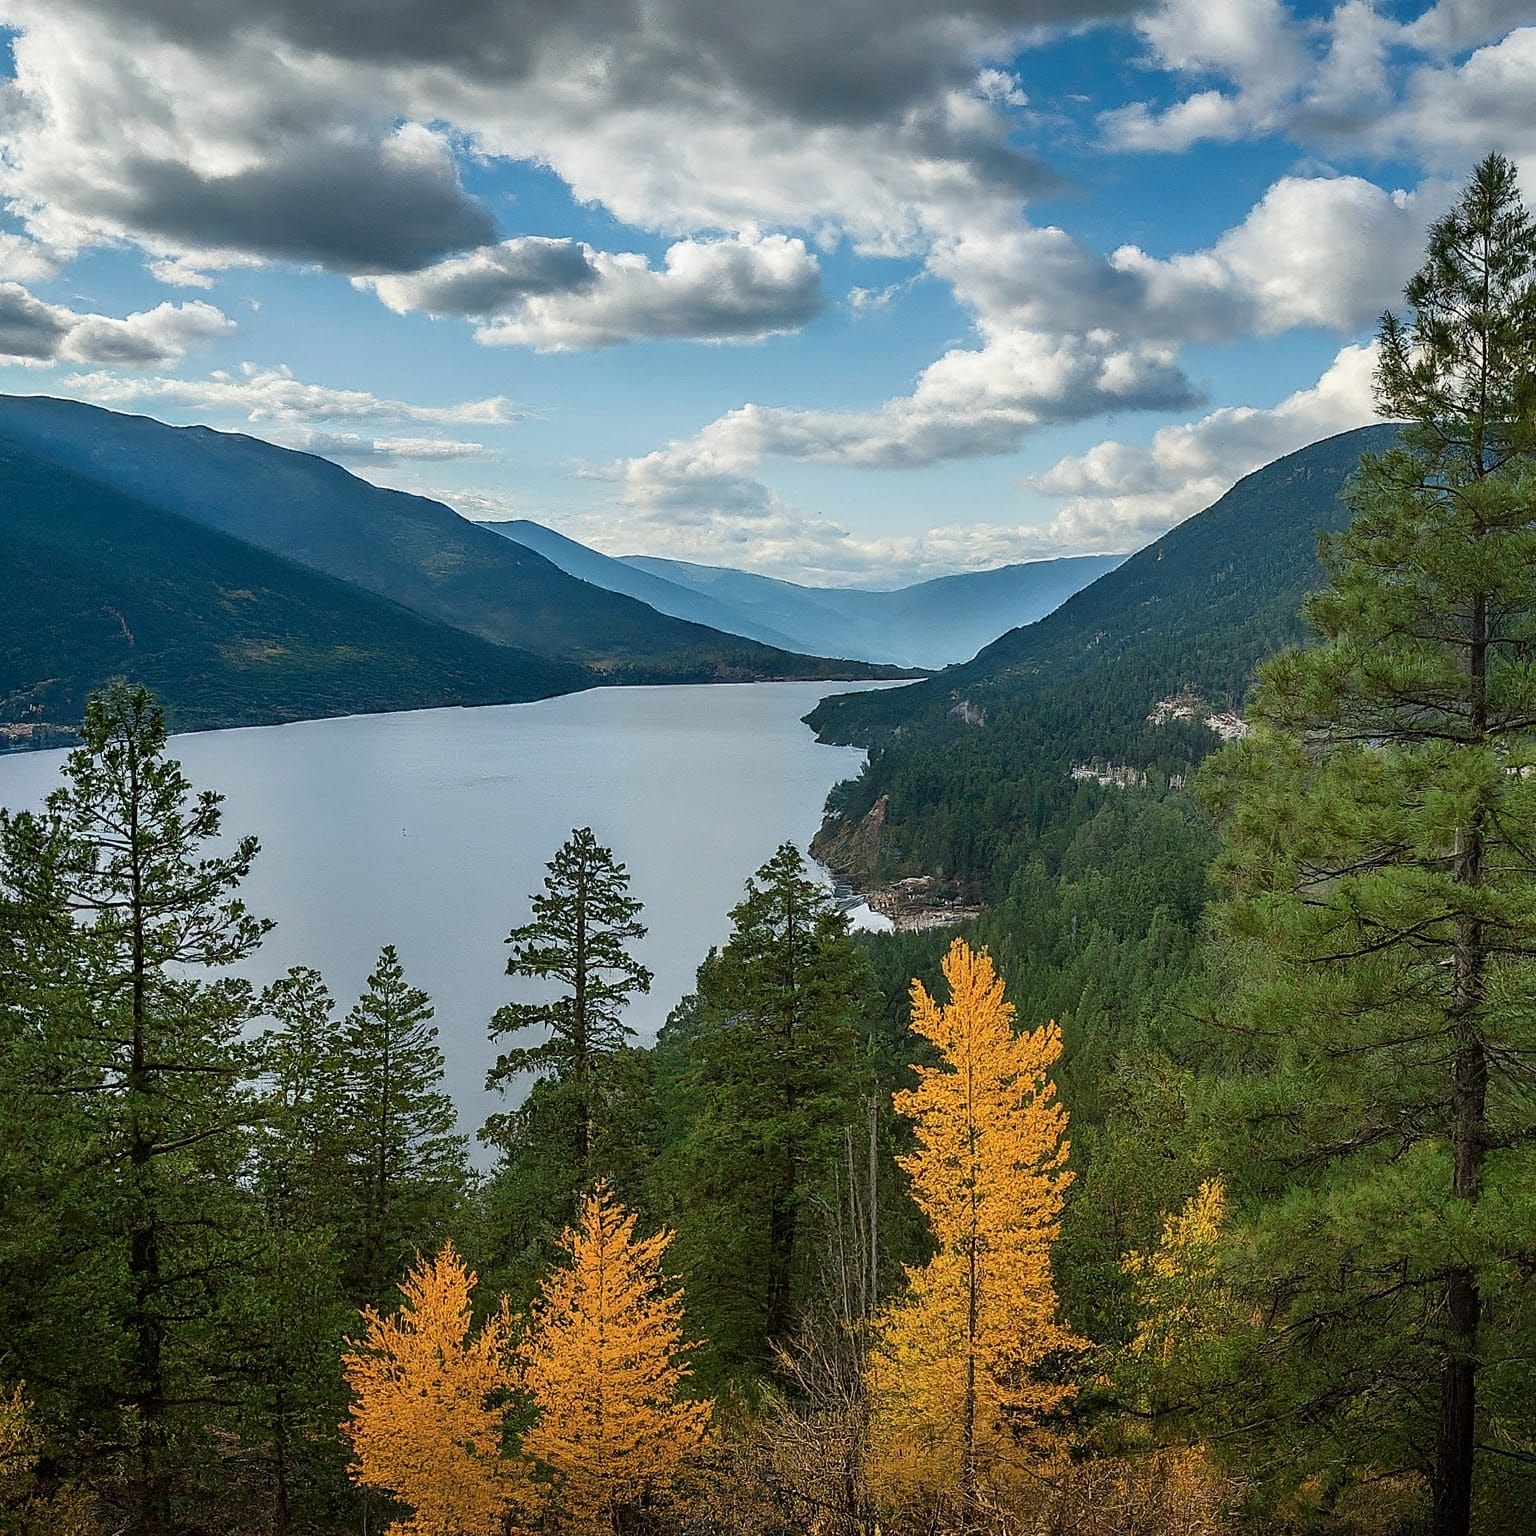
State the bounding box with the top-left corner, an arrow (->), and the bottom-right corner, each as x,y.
483,520 -> 804,652
0,395 -> 899,687
490,519 -> 1120,667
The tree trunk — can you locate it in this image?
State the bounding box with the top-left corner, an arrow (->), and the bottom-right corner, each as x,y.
127,746 -> 170,1536
1434,587 -> 1489,1536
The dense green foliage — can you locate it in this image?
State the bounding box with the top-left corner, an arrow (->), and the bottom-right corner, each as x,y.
1193,154 -> 1536,1536
645,846 -> 879,1383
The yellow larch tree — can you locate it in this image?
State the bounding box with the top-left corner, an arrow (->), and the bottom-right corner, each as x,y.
341,1241 -> 523,1536
867,938 -> 1083,1517
518,1181 -> 712,1533
1124,1178 -> 1229,1366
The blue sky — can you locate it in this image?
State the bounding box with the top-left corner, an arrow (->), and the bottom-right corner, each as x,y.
0,0 -> 1531,585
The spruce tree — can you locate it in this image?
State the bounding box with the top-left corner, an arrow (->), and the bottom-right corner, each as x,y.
1198,153 -> 1536,1535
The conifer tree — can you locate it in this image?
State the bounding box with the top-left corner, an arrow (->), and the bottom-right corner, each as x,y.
232,968 -> 356,1533
489,827 -> 652,1118
483,828 -> 652,1270
1198,152 -> 1536,1535
518,1182 -> 711,1532
0,681 -> 268,1534
659,843 -> 873,1379
866,939 -> 1080,1517
335,946 -> 469,1304
342,1242 -> 522,1536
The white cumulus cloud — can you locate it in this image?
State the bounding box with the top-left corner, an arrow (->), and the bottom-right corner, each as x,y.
1030,341 -> 1382,549
362,233 -> 826,350
59,362 -> 522,426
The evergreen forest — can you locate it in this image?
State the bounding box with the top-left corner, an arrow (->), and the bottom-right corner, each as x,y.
3,154 -> 1535,1536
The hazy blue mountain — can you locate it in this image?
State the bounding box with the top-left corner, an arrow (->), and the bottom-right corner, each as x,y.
619,553 -> 1124,667
0,396 -> 897,686
485,519 -> 803,651
0,438 -> 589,744
492,515 -> 1117,666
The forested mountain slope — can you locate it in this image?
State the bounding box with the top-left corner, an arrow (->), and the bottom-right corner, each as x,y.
0,439 -> 588,741
807,425 -> 1400,890
0,396 -> 895,684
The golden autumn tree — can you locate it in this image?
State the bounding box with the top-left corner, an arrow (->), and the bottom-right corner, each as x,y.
0,1384 -> 95,1535
867,938 -> 1083,1517
342,1242 -> 523,1536
518,1182 -> 712,1532
1124,1178 -> 1229,1367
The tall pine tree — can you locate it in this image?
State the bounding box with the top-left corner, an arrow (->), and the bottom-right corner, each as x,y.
1198,153 -> 1536,1535
482,827 -> 653,1298
0,681 -> 269,1535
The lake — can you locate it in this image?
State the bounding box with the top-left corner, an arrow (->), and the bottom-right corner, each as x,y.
0,682 -> 897,1145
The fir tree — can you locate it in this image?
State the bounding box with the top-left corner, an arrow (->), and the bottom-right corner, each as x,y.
1198,152 -> 1536,1534
866,939 -> 1080,1517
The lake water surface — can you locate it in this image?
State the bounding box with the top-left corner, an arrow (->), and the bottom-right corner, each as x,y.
0,682 -> 897,1142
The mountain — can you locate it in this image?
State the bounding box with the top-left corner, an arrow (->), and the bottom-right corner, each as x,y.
0,396 -> 897,685
488,519 -> 1119,667
0,439 -> 589,746
484,520 -> 802,651
810,425 -> 1400,747
804,425 -> 1401,891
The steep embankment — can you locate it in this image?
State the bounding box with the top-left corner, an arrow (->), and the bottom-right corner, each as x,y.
805,425 -> 1400,892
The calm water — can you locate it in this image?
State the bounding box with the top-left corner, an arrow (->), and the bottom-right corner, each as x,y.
0,682 -> 895,1144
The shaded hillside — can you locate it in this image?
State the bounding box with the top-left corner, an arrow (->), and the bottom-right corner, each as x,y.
623,552 -> 1123,667
0,396 -> 897,684
805,425 -> 1400,891
0,440 -> 589,744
